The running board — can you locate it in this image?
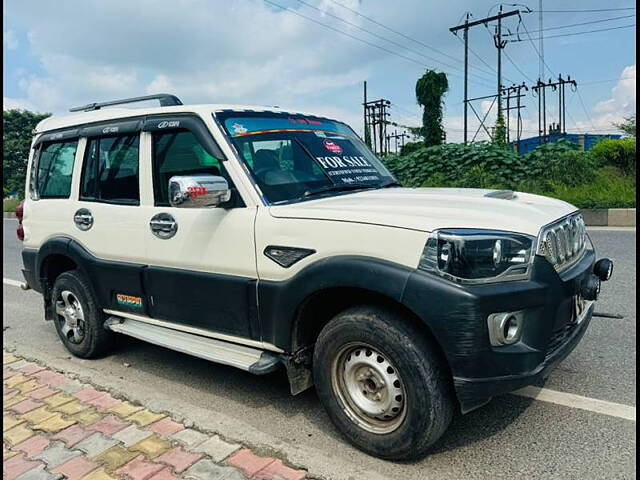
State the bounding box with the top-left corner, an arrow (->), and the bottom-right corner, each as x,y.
104,317 -> 281,375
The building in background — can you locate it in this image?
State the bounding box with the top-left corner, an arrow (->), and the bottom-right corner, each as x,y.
512,133 -> 622,155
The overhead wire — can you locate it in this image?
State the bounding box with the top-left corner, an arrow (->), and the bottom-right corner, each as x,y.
295,0 -> 496,82
262,0 -> 497,89
324,0 -> 466,67
511,23 -> 635,41
529,7 -> 636,13
503,13 -> 635,36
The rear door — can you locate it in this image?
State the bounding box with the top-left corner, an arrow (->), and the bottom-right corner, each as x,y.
73,120 -> 148,311
140,115 -> 259,339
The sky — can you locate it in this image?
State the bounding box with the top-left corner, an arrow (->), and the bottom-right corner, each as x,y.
2,0 -> 636,143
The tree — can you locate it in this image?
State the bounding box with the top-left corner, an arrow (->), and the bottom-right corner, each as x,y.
615,115 -> 636,137
3,109 -> 51,196
415,70 -> 449,147
492,111 -> 508,148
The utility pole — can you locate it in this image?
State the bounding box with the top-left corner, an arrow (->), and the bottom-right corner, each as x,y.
532,75 -> 576,142
363,81 -> 369,147
494,5 -> 508,118
462,13 -> 470,143
450,8 -> 519,143
501,83 -> 528,146
364,98 -> 391,155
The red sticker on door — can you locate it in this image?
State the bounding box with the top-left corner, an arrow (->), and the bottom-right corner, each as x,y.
323,139 -> 343,154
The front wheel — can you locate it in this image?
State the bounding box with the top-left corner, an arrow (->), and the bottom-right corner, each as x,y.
313,306 -> 453,460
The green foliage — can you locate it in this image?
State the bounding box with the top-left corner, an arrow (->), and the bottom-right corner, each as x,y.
3,109 -> 52,196
587,137 -> 636,174
492,112 -> 507,147
615,114 -> 636,137
3,198 -> 20,212
382,138 -> 636,209
399,141 -> 422,156
415,70 -> 448,147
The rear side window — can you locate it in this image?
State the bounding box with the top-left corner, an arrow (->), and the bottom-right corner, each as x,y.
152,130 -> 224,206
80,134 -> 140,204
36,141 -> 78,198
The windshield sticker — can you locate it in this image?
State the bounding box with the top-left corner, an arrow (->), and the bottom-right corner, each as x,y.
223,116 -> 354,137
323,139 -> 343,154
232,123 -> 248,134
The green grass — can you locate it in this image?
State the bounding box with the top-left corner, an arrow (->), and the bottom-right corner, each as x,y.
518,168 -> 636,209
3,198 -> 20,212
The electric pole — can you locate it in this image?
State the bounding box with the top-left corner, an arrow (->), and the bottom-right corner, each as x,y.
501,83 -> 528,146
532,75 -> 577,142
450,8 -> 520,143
364,98 -> 391,155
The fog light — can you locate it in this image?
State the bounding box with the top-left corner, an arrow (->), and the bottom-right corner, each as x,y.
581,274 -> 601,301
488,312 -> 523,346
594,258 -> 613,281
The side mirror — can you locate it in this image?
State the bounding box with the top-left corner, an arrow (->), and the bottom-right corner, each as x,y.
168,174 -> 231,208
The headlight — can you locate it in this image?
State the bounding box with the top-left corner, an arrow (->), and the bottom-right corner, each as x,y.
418,229 -> 534,284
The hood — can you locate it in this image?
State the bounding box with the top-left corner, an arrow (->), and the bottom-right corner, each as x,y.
269,187 -> 577,236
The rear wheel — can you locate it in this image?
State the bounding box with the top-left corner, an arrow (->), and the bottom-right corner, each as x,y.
51,270 -> 112,358
313,306 -> 453,460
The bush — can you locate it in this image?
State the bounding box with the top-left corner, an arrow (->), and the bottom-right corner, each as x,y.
381,138 -> 636,209
588,138 -> 636,174
3,198 -> 20,212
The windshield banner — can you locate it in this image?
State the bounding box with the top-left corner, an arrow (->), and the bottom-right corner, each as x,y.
313,137 -> 383,184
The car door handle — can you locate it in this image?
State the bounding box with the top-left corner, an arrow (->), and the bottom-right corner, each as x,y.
73,208 -> 94,231
150,213 -> 178,239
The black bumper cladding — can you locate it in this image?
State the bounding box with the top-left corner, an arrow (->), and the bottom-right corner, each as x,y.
403,248 -> 601,413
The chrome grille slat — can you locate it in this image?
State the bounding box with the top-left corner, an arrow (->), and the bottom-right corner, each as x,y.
537,213 -> 587,272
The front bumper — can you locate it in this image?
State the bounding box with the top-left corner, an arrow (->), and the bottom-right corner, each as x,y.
402,248 -> 602,413
453,300 -> 593,411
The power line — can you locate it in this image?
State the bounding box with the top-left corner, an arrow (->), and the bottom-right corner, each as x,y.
576,88 -> 597,131
325,0 -> 466,67
530,7 -> 636,13
295,0 -> 496,82
511,23 -> 635,41
262,0 -> 496,88
518,15 -> 556,77
504,13 -> 635,36
503,49 -> 535,83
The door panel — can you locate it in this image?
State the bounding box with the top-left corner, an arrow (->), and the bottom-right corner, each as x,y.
141,121 -> 258,338
142,207 -> 258,337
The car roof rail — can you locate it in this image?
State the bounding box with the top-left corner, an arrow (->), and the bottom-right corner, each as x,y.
69,94 -> 183,112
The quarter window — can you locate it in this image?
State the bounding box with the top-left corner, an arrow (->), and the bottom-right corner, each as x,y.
152,129 -> 224,206
80,134 -> 140,204
36,141 -> 78,199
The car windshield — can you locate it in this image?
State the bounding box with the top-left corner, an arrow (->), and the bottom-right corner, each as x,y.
216,111 -> 397,204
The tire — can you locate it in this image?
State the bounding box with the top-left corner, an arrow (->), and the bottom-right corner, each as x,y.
50,270 -> 113,358
313,305 -> 453,461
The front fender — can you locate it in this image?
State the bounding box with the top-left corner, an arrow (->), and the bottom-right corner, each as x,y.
258,256 -> 414,350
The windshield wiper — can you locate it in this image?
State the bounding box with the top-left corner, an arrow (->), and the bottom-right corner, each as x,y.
303,182 -> 376,198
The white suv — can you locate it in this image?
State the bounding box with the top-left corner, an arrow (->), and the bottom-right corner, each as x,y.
18,94 -> 613,460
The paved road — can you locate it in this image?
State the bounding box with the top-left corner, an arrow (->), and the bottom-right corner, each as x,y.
3,218 -> 636,479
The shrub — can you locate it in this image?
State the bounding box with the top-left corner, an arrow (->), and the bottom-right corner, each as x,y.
381,138 -> 636,209
588,138 -> 636,174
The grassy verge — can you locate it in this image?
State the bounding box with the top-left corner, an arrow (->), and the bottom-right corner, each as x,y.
3,198 -> 20,212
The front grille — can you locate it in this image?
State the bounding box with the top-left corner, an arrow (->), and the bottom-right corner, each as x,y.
546,320 -> 579,358
537,213 -> 587,272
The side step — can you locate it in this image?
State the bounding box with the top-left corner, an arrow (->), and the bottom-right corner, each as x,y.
104,317 -> 281,374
